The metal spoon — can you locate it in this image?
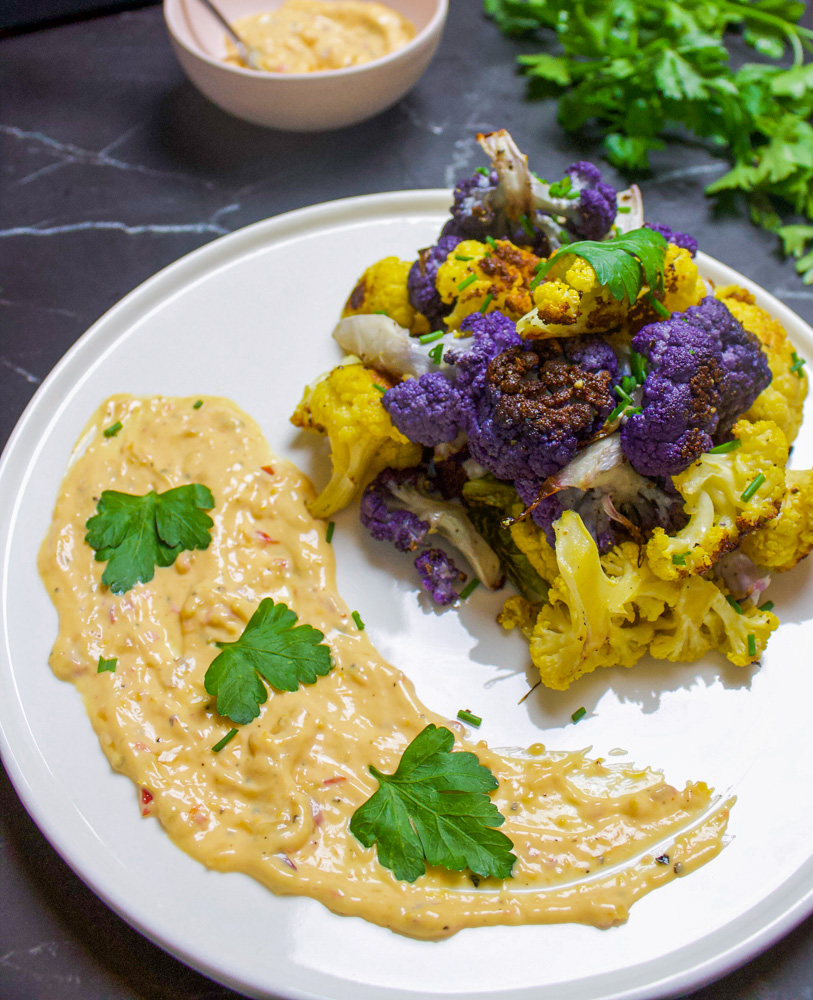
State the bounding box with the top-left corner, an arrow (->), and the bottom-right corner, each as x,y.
194,0 -> 265,71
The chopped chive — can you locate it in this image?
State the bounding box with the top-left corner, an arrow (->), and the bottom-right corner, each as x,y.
741,473 -> 766,502
374,310 -> 388,315
480,293 -> 494,314
548,175 -> 573,199
672,553 -> 686,566
475,166 -> 490,177
790,352 -> 806,376
428,344 -> 444,365
532,172 -> 548,184
708,439 -> 742,454
454,254 -> 474,262
627,405 -> 642,415
629,350 -> 647,384
372,383 -> 386,394
419,329 -> 444,344
351,610 -> 365,631
103,421 -> 123,438
747,633 -> 757,657
726,595 -> 744,614
519,213 -> 534,238
759,600 -> 774,612
620,375 -> 638,394
529,273 -> 544,291
614,384 -> 634,405
617,206 -> 631,214
193,399 -> 203,409
457,709 -> 482,727
326,521 -> 335,544
97,656 -> 117,673
485,236 -> 498,250
607,401 -> 630,423
459,578 -> 481,600
212,728 -> 238,753
645,292 -> 670,319
458,274 -> 477,292
571,706 -> 587,723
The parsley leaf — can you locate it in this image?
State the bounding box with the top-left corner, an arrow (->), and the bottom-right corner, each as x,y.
85,484 -> 214,594
203,598 -> 333,725
349,724 -> 517,883
534,227 -> 667,301
486,0 -> 813,275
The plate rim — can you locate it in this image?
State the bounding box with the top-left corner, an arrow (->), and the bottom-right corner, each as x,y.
2,189 -> 813,1000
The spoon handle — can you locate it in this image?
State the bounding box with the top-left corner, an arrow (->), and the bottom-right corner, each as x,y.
194,0 -> 254,67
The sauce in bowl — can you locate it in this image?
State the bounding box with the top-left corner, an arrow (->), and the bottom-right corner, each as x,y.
224,0 -> 415,72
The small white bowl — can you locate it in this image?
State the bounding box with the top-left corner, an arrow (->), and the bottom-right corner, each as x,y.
164,0 -> 447,131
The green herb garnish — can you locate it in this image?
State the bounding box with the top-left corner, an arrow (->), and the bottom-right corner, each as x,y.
193,400 -> 204,409
352,610 -> 365,631
203,598 -> 332,725
480,292 -> 494,313
325,521 -> 335,543
458,274 -> 477,291
532,229 -> 667,300
103,421 -> 123,438
485,235 -> 498,250
747,633 -> 757,657
212,728 -> 238,753
645,291 -> 670,319
759,600 -> 775,612
571,707 -> 587,723
459,578 -> 481,600
454,254 -> 474,262
97,656 -> 117,673
85,484 -> 215,595
790,351 -> 807,376
726,595 -> 744,615
671,553 -> 686,566
428,344 -> 444,365
457,709 -> 482,727
709,439 -> 742,454
419,329 -> 444,344
741,473 -> 767,502
373,383 -> 386,394
475,166 -> 490,177
349,723 -> 516,883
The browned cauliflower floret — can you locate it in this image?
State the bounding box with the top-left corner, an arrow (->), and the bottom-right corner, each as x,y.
741,469 -> 813,572
342,257 -> 419,332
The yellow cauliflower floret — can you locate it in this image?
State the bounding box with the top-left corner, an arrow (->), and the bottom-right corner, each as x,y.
497,595 -> 540,638
646,419 -> 787,581
509,516 -> 559,584
741,469 -> 813,572
290,362 -> 421,518
526,512 -> 777,690
715,285 -> 808,443
342,257 -> 417,331
519,244 -> 705,339
435,239 -> 539,330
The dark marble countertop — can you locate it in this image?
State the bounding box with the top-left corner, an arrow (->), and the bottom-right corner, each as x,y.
3,3 -> 813,998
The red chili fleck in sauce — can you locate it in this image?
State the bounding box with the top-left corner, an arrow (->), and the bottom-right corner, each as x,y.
256,531 -> 277,544
323,776 -> 346,785
261,465 -> 274,475
140,787 -> 154,816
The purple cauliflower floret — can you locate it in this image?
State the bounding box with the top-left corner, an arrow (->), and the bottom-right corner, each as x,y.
646,222 -> 698,257
414,548 -> 463,605
622,296 -> 772,477
465,336 -> 619,485
575,183 -> 618,240
360,479 -> 428,552
566,161 -> 603,188
449,170 -> 499,239
382,372 -> 463,447
683,296 -> 771,435
446,310 -> 523,396
407,234 -> 462,326
530,162 -> 617,242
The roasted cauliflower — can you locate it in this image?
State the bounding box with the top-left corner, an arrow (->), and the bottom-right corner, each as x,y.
342,257 -> 418,332
290,362 -> 421,518
741,469 -> 813,572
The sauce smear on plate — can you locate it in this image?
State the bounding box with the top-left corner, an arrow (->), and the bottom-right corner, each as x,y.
39,395 -> 731,938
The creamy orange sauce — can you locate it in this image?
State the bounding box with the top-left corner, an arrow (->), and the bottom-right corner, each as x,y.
39,395 -> 732,939
225,0 -> 415,73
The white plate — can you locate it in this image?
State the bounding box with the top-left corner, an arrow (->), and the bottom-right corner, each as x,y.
2,192 -> 813,1000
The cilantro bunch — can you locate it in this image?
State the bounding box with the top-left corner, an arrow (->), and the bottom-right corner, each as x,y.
485,0 -> 813,282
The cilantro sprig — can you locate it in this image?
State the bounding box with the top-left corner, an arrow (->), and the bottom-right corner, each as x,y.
486,0 -> 813,275
350,724 -> 517,883
85,484 -> 214,594
533,228 -> 667,301
204,598 -> 333,725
